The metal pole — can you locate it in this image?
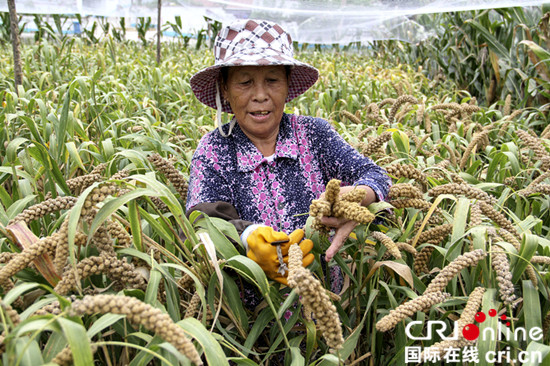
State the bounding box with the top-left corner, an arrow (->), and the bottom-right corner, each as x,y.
157,0 -> 161,65
7,0 -> 23,90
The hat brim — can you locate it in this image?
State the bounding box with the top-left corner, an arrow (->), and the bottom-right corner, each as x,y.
190,49 -> 319,113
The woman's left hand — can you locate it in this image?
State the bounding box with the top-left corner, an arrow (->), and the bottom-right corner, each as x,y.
318,216 -> 358,262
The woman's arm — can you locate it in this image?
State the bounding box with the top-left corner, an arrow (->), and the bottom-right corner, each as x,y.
308,117 -> 392,260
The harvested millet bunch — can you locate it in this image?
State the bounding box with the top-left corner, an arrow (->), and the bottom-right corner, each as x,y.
389,183 -> 423,200
388,95 -> 419,123
518,184 -> 550,197
491,245 -> 516,306
360,131 -> 392,157
371,231 -> 402,259
424,249 -> 487,294
55,254 -> 147,295
332,200 -> 375,223
428,183 -> 496,205
8,196 -> 78,226
460,130 -> 490,170
414,246 -> 435,275
288,244 -> 344,350
479,201 -> 521,240
309,180 -> 375,234
376,291 -> 450,332
384,163 -> 427,186
70,294 -> 201,364
324,179 -> 341,204
148,153 -> 189,202
340,189 -> 367,203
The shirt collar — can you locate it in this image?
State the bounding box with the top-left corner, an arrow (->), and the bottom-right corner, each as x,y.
235,113 -> 299,172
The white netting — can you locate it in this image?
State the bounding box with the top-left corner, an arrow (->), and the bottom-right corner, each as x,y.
0,0 -> 546,44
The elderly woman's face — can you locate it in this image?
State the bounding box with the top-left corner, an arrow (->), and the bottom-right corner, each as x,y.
222,65 -> 288,140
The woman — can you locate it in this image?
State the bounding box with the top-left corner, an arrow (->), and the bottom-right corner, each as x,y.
187,19 -> 391,286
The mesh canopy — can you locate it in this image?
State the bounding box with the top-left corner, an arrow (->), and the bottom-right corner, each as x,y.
0,0 -> 546,44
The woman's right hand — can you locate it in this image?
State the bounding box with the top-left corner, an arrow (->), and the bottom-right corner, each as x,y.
245,227 -> 314,284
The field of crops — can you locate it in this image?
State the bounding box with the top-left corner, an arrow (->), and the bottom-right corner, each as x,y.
1,7 -> 550,366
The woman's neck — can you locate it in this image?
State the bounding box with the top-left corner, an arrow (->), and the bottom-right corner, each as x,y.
242,127 -> 279,157
251,135 -> 277,156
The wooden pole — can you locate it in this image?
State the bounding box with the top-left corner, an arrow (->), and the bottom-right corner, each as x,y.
7,0 -> 23,90
156,0 -> 161,65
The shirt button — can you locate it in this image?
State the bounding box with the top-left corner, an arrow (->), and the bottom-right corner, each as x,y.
277,201 -> 285,210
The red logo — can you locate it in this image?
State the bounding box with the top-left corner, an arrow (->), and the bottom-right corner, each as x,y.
462,309 -> 509,341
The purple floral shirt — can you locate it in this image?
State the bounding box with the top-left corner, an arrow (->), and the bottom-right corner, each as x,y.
186,113 -> 391,233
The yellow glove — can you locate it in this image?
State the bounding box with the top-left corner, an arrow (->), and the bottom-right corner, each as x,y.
243,225 -> 314,285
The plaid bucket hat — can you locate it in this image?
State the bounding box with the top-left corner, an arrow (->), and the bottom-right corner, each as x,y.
190,19 -> 319,114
